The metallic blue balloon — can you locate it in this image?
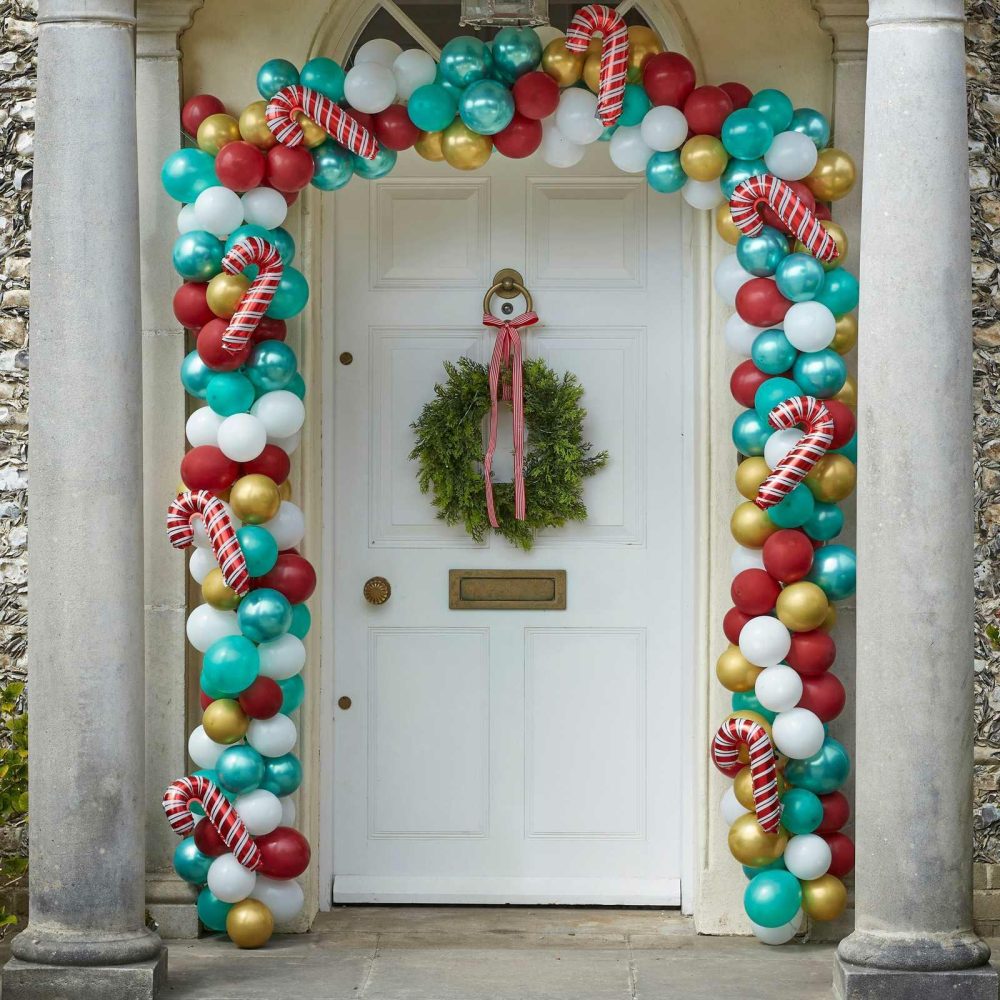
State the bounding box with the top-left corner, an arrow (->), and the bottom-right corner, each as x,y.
766,481 -> 815,528
197,887 -> 233,932
751,329 -> 798,375
216,744 -> 265,795
172,230 -> 224,281
268,227 -> 296,265
201,636 -> 260,699
300,57 -> 345,102
744,870 -> 802,928
737,226 -> 789,277
257,59 -> 299,100
721,157 -> 767,199
731,690 -> 777,724
732,410 -> 771,456
311,139 -> 355,191
754,376 -> 802,422
775,252 -> 826,302
279,675 -> 305,714
789,107 -> 831,150
266,266 -> 310,319
438,36 -> 493,88
784,736 -> 851,794
353,145 -> 397,180
834,432 -> 857,464
491,27 -> 542,80
807,543 -> 856,600
161,148 -> 218,203
748,88 -> 793,133
236,525 -> 279,578
459,79 -> 515,136
238,588 -> 292,642
646,151 -> 686,193
803,501 -> 844,542
793,349 -> 847,398
721,108 -> 774,160
181,350 -> 213,399
289,603 -> 311,639
259,753 -> 302,796
815,268 -> 859,317
247,339 -> 297,392
173,836 -> 212,884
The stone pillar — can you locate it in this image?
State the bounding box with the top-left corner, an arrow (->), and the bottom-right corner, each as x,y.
2,2 -> 166,998
835,1 -> 998,997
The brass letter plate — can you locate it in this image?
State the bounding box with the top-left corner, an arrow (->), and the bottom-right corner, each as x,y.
449,569 -> 567,610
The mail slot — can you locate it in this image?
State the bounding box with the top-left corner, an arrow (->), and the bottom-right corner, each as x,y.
449,570 -> 567,610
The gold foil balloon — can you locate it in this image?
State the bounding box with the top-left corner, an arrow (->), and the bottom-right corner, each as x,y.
731,501 -> 778,548
805,453 -> 856,503
736,457 -> 770,501
834,374 -> 858,409
277,479 -> 293,501
295,112 -> 328,149
801,874 -> 847,921
197,113 -> 241,156
820,605 -> 837,632
239,100 -> 277,150
583,52 -> 602,93
716,645 -> 762,693
734,766 -> 756,810
206,273 -> 250,319
832,313 -> 858,355
680,135 -> 729,182
442,120 -> 493,171
415,130 -> 446,162
728,814 -> 788,868
797,220 -> 848,272
715,203 -> 741,246
230,474 -> 281,525
804,148 -> 857,202
776,581 -> 829,632
226,898 -> 275,949
626,25 -> 663,80
202,567 -> 241,611
541,37 -> 585,87
203,698 -> 250,744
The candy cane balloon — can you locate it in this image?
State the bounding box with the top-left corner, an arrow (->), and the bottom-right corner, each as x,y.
220,236 -> 283,354
266,85 -> 378,160
730,175 -> 840,263
166,490 -> 250,595
163,775 -> 263,871
754,396 -> 834,510
711,716 -> 782,834
565,5 -> 629,126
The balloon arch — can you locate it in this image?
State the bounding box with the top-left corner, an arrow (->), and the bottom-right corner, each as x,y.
161,3 -> 858,950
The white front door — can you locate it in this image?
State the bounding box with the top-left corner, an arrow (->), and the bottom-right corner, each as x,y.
328,140 -> 689,905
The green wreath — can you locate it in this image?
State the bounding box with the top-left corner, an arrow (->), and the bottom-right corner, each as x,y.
410,356 -> 609,550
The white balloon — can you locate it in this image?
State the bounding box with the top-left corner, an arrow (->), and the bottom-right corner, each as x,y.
731,545 -> 766,575
720,786 -> 749,826
392,49 -> 436,100
755,664 -> 804,713
188,725 -> 227,769
725,313 -> 767,356
268,429 -> 301,454
609,126 -> 653,173
355,37 -> 403,68
344,62 -> 397,114
772,707 -> 825,760
534,25 -> 564,47
640,105 -> 688,152
247,713 -> 298,758
217,413 -> 267,463
555,89 -> 604,145
234,788 -> 283,836
784,834 -> 832,880
207,853 -> 256,903
186,406 -> 224,448
252,390 -> 305,439
258,633 -> 306,680
280,796 -> 297,826
540,120 -> 585,168
783,301 -> 836,352
186,604 -> 241,652
713,255 -> 754,306
177,203 -> 200,234
241,187 -> 287,230
189,546 -> 218,584
193,186 -> 244,239
681,178 -> 725,210
764,428 -> 804,471
263,501 -> 305,551
739,617 -> 791,667
751,910 -> 803,945
250,875 -> 305,922
764,131 -> 819,181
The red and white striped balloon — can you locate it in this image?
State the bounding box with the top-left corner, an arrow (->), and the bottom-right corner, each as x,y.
711,716 -> 782,834
266,85 -> 378,160
166,489 -> 249,595
220,236 -> 283,354
755,396 -> 834,510
565,5 -> 629,127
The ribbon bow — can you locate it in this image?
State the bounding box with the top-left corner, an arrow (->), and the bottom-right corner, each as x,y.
482,310 -> 539,529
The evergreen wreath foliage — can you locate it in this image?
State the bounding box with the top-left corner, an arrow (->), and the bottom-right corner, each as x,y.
410,356 -> 608,550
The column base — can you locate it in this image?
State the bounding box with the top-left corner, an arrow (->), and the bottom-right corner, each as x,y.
834,955 -> 998,1000
2,949 -> 166,1000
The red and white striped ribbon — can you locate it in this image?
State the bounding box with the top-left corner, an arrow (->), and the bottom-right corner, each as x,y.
754,396 -> 834,510
265,85 -> 378,160
711,716 -> 782,834
565,5 -> 629,126
220,236 -> 283,354
730,175 -> 839,263
482,311 -> 539,528
162,774 -> 263,871
167,490 -> 250,595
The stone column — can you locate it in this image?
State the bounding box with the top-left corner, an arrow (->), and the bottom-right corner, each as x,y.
2,2 -> 166,997
835,1 -> 998,997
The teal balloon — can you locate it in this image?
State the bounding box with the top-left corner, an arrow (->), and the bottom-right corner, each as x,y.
731,690 -> 777,724
268,227 -> 295,265
353,145 -> 397,180
173,836 -> 212,884
720,157 -> 767,199
279,675 -> 305,714
216,744 -> 265,795
237,525 -> 279,578
438,36 -> 492,88
289,603 -> 312,639
742,856 -> 786,880
793,349 -> 847,398
780,788 -> 824,835
789,107 -> 830,150
407,83 -> 458,132
619,84 -> 651,127
300,57 -> 345,102
311,139 -> 355,191
744,870 -> 802,928
238,587 -> 292,642
807,543 -> 856,600
737,226 -> 789,277
201,636 -> 260,699
161,148 -> 218,203
748,89 -> 793,133
181,350 -> 214,400
803,501 -> 844,542
598,124 -> 618,142
247,339 -> 297,392
257,58 -> 299,100
775,252 -> 826,302
721,108 -> 774,160
754,377 -> 802,423
266,266 -> 309,319
286,372 -> 307,400
732,409 -> 771,456
752,330 -> 798,375
834,432 -> 857,464
491,27 -> 542,79
260,753 -> 302,796
815,268 -> 859,317
646,151 -> 686,193
197,887 -> 233,933
172,231 -> 224,281
206,371 -> 254,417
459,79 -> 514,135
767,482 -> 815,529
784,736 -> 851,794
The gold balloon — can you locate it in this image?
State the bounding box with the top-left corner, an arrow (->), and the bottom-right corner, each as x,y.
716,645 -> 762,693
226,898 -> 275,949
626,25 -> 663,79
203,698 -> 249,744
728,813 -> 788,868
834,374 -> 858,409
805,453 -> 856,503
715,203 -> 741,246
541,37 -> 585,87
796,220 -> 848,272
296,112 -> 328,149
804,148 -> 857,202
277,479 -> 293,501
239,101 -> 277,150
197,113 -> 241,155
202,567 -> 242,611
801,874 -> 847,921
734,766 -> 756,810
680,135 -> 729,182
415,130 -> 446,162
583,52 -> 602,93
731,501 -> 778,548
776,581 -> 829,632
819,605 -> 837,632
230,474 -> 281,525
442,120 -> 492,171
735,457 -> 770,501
206,273 -> 251,319
831,313 -> 858,355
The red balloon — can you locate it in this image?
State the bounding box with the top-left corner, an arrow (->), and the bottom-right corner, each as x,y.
814,202 -> 832,221
193,817 -> 228,857
720,82 -> 753,110
760,180 -> 815,232
723,606 -> 753,645
197,318 -> 251,372
762,529 -> 814,583
255,826 -> 311,879
374,105 -> 421,151
730,568 -> 781,616
238,676 -> 283,720
180,446 -> 240,493
817,791 -> 851,834
182,94 -> 226,137
512,71 -> 560,120
798,672 -> 846,722
736,277 -> 792,328
824,399 -> 856,450
252,553 -> 316,604
173,282 -> 215,330
280,189 -> 299,207
215,140 -> 267,191
683,86 -> 733,137
493,113 -> 542,159
266,145 -> 315,193
730,360 -> 771,409
785,629 -> 836,676
199,690 -> 215,710
343,107 -> 376,134
241,443 -> 291,486
823,831 -> 855,877
251,317 -> 287,346
642,52 -> 697,109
